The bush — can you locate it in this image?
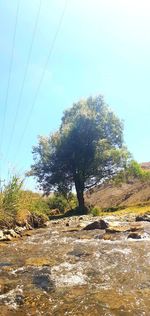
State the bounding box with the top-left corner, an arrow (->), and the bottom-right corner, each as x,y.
3,176 -> 23,214
112,160 -> 150,185
48,192 -> 78,213
0,176 -> 49,228
91,206 -> 100,216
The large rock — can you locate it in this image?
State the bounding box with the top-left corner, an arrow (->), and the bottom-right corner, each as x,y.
136,214 -> 150,222
127,232 -> 142,239
83,220 -> 108,230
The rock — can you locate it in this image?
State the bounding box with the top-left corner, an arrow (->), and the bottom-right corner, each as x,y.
83,220 -> 108,230
136,215 -> 150,222
5,234 -> 12,241
79,217 -> 84,220
25,257 -> 56,266
0,230 -> 4,240
103,233 -> 116,241
50,209 -> 61,216
15,294 -> 24,305
33,268 -> 55,292
15,226 -> 26,235
3,229 -> 19,238
106,226 -> 131,233
127,232 -> 142,239
0,231 -> 12,241
66,222 -> 69,227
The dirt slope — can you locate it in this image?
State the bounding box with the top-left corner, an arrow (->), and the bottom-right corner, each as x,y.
86,181 -> 150,209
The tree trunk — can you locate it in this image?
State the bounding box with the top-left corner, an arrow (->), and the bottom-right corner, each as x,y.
74,175 -> 87,214
76,189 -> 85,210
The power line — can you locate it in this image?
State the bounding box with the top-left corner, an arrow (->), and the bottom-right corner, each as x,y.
6,0 -> 42,158
13,0 -> 68,164
0,0 -> 20,169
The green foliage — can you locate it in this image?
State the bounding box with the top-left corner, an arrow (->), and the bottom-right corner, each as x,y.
31,95 -> 129,211
90,206 -> 100,216
0,176 -> 49,228
3,176 -> 23,214
113,160 -> 150,185
48,192 -> 77,213
48,194 -> 68,213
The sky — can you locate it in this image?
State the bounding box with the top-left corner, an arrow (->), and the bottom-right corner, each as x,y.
0,0 -> 150,190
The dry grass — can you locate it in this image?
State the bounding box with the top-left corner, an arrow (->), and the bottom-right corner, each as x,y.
98,204 -> 150,217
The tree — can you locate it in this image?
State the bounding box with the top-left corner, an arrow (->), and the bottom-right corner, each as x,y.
31,95 -> 129,212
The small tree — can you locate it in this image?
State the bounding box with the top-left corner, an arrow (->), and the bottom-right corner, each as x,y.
31,96 -> 129,212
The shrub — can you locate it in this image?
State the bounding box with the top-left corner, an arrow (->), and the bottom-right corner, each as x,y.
3,176 -> 23,214
48,192 -> 78,213
91,206 -> 100,216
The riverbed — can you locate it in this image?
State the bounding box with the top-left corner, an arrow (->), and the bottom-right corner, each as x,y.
0,215 -> 150,315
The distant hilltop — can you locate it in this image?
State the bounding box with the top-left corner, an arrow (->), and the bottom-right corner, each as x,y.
141,162 -> 150,170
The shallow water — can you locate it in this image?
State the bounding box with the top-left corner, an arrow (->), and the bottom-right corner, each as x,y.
0,217 -> 150,315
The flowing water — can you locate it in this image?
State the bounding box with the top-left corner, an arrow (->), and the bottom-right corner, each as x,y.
0,216 -> 150,315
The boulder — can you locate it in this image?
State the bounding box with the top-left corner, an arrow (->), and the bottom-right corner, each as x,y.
83,220 -> 108,230
127,232 -> 142,239
136,215 -> 150,222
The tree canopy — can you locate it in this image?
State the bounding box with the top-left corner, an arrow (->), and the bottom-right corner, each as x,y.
31,95 -> 129,212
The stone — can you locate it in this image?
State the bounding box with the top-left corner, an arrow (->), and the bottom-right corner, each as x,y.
127,232 -> 142,239
136,215 -> 150,222
7,229 -> 19,238
5,234 -> 12,241
25,257 -> 56,267
83,220 -> 108,230
50,209 -> 61,216
0,230 -> 4,240
106,226 -> 131,233
33,269 -> 55,292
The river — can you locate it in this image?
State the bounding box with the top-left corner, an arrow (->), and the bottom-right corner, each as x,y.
0,215 -> 150,315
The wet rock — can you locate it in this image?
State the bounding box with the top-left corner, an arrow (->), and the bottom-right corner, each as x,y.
15,294 -> 24,305
127,232 -> 142,239
106,226 -> 131,233
33,268 -> 55,292
67,248 -> 90,258
83,220 -> 108,230
25,257 -> 56,267
21,230 -> 33,237
136,214 -> 150,222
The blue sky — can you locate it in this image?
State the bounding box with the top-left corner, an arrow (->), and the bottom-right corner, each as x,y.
0,0 -> 150,190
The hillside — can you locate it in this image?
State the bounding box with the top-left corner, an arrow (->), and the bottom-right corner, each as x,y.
86,180 -> 150,210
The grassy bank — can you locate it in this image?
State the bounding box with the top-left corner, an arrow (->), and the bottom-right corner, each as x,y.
92,204 -> 150,217
0,176 -> 49,229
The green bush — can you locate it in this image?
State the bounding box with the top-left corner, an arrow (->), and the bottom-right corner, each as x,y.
3,176 -> 23,214
48,192 -> 78,213
112,160 -> 150,185
90,206 -> 100,216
